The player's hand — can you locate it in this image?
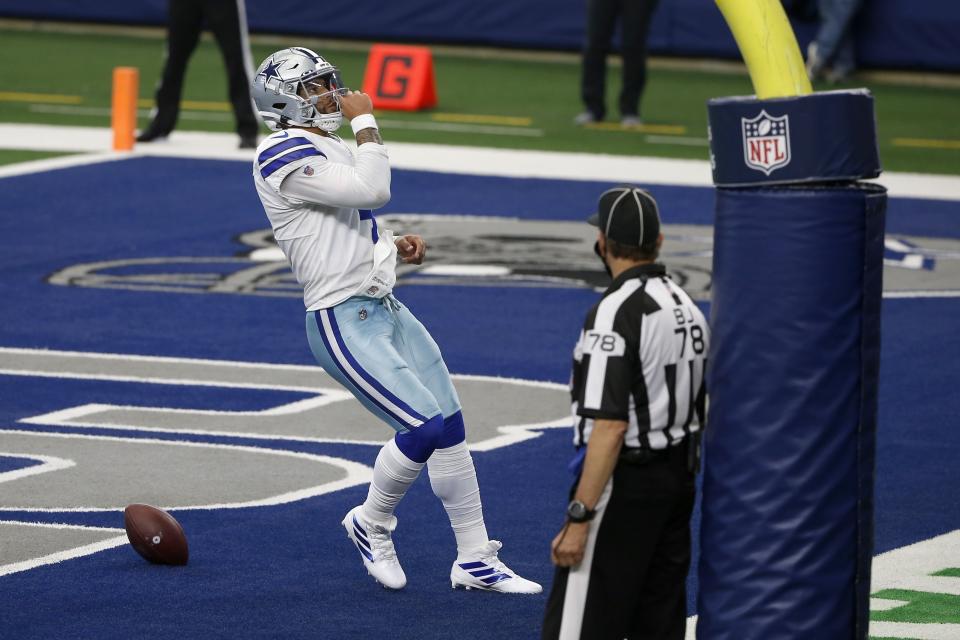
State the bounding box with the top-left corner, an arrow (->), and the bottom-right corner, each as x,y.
551,522 -> 589,567
340,90 -> 374,120
396,234 -> 426,264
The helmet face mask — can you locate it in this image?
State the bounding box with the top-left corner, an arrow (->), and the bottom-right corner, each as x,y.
252,48 -> 346,132
299,71 -> 346,119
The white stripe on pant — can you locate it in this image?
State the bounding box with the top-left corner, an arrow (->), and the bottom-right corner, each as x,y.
558,478 -> 614,640
317,308 -> 424,429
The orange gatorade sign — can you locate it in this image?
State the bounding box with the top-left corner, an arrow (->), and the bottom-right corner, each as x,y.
361,44 -> 437,110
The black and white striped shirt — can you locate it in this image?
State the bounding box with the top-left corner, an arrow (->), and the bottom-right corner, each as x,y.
570,263 -> 708,450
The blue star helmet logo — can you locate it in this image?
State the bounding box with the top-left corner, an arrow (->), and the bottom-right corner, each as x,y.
259,59 -> 283,82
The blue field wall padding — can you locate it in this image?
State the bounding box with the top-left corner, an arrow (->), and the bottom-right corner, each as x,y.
698,89 -> 886,639
1,0 -> 958,71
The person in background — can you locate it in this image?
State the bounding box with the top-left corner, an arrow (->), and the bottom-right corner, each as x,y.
138,0 -> 259,148
806,0 -> 863,83
574,0 -> 660,128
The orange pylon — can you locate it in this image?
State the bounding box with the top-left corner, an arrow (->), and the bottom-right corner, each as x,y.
111,67 -> 139,151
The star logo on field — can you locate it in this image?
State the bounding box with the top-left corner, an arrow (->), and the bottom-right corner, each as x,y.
259,59 -> 283,82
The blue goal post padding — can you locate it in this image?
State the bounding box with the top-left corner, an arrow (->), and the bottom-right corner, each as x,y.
708,91 -> 881,188
698,184 -> 885,639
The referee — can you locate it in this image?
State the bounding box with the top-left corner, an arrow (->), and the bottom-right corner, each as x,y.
542,186 -> 708,640
137,0 -> 259,148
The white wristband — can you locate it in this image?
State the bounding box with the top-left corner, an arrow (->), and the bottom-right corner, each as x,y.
351,114 -> 378,135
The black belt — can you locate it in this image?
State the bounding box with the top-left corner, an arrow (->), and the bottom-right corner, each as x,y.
618,445 -> 676,466
618,435 -> 700,472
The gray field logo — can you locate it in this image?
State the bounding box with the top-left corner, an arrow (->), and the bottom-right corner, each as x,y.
46,214 -> 960,300
0,347 -> 570,575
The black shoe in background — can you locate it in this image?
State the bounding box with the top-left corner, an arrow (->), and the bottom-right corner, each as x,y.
239,135 -> 258,149
136,126 -> 170,143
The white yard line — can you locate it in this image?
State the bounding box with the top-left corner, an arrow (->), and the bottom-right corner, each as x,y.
0,123 -> 958,201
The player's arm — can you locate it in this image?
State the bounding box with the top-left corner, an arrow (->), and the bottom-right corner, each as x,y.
340,90 -> 384,147
280,91 -> 390,209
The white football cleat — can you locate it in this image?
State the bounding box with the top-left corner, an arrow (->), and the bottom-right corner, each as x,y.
450,540 -> 542,594
341,506 -> 406,589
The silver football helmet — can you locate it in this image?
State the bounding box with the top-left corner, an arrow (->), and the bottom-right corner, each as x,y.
252,47 -> 346,132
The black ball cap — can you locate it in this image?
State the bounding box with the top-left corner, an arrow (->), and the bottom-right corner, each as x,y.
587,186 -> 661,250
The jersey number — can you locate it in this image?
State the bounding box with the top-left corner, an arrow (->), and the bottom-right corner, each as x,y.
672,306 -> 704,357
674,325 -> 705,357
583,330 -> 626,357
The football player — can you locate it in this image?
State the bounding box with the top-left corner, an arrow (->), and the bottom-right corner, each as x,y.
250,47 -> 540,594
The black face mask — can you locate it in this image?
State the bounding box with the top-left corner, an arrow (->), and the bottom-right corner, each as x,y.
594,241 -> 612,278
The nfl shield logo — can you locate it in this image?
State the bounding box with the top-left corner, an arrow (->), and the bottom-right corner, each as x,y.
742,110 -> 791,175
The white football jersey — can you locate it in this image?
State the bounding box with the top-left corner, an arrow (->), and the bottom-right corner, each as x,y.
252,128 -> 397,310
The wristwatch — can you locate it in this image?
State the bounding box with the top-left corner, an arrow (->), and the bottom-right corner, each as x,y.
566,500 -> 596,523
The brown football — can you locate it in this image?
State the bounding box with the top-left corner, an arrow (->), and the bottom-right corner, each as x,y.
123,503 -> 189,566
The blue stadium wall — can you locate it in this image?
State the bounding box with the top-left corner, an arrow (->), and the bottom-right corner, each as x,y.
1,0 -> 958,71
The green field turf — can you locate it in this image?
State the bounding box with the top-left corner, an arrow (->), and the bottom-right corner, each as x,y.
0,149 -> 77,167
1,26 -> 958,174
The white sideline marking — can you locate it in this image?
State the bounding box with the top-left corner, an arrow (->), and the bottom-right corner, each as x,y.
2,347 -> 570,451
0,452 -> 75,484
0,429 -> 373,513
2,124 -> 958,201
0,151 -> 128,179
0,520 -> 128,578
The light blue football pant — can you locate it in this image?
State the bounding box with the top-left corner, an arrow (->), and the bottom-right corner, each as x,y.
305,294 -> 464,462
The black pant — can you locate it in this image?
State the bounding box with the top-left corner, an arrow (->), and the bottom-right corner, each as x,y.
580,0 -> 660,120
542,445 -> 695,640
149,0 -> 257,137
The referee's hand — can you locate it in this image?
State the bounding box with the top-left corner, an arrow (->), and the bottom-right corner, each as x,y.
551,522 -> 589,567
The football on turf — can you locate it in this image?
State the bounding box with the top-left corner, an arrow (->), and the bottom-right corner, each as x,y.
123,503 -> 189,566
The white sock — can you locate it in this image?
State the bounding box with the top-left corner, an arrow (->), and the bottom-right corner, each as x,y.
362,438 -> 424,525
427,442 -> 489,554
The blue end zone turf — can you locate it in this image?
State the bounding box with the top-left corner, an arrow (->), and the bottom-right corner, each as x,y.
0,455 -> 42,474
0,157 -> 958,638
